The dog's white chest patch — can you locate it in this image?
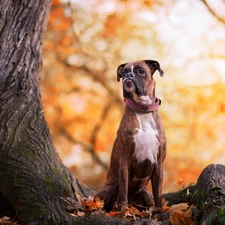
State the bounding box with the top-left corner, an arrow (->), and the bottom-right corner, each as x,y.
134,113 -> 159,164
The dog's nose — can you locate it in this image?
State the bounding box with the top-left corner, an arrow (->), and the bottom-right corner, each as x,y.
125,72 -> 135,78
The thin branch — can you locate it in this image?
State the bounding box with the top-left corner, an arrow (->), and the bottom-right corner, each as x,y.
66,1 -> 89,55
60,127 -> 108,169
90,99 -> 113,148
201,0 -> 225,25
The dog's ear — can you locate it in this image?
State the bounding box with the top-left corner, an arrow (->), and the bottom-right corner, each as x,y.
117,63 -> 127,82
144,60 -> 164,77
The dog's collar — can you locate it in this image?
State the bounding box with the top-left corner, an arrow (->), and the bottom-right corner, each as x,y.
124,98 -> 161,113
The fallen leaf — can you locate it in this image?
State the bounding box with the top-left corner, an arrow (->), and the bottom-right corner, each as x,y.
107,211 -> 119,217
124,211 -> 136,221
77,211 -> 86,217
139,210 -> 150,218
170,203 -> 189,215
128,206 -> 140,215
86,198 -> 97,211
170,213 -> 193,225
94,197 -> 104,209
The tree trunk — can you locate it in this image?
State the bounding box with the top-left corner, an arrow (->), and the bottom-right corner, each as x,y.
0,0 -> 95,224
163,164 -> 225,215
0,1 -> 159,224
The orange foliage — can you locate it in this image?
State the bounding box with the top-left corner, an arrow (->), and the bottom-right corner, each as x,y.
143,0 -> 152,7
42,0 -> 225,194
102,14 -> 128,38
52,0 -> 60,5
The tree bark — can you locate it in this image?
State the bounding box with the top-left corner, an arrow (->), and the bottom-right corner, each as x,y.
0,0 -> 94,224
163,164 -> 225,215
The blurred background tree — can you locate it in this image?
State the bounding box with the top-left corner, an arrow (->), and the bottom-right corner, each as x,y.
41,0 -> 225,192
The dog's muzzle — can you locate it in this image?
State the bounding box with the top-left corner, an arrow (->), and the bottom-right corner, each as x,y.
123,76 -> 144,97
123,78 -> 137,98
123,78 -> 135,89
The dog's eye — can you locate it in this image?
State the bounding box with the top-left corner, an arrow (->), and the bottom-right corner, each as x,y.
138,69 -> 145,75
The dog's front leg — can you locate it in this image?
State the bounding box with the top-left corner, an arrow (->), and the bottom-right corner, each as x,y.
151,159 -> 163,208
117,156 -> 129,211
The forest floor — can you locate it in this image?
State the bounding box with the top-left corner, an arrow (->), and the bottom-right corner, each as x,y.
3,196 -> 223,225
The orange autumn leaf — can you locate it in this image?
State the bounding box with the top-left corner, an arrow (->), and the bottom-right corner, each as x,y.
128,206 -> 140,215
170,203 -> 190,215
139,211 -> 149,218
170,213 -> 193,225
107,211 -> 119,217
81,197 -> 104,212
93,197 -> 104,209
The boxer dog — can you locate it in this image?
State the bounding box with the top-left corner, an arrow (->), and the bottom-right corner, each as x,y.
95,60 -> 166,212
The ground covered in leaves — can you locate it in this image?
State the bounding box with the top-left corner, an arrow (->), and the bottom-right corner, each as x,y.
2,195 -> 225,224
67,195 -> 197,225
66,193 -> 225,225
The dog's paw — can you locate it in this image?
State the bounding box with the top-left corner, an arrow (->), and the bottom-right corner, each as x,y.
118,204 -> 128,212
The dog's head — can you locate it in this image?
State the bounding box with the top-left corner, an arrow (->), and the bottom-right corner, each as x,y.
117,60 -> 164,103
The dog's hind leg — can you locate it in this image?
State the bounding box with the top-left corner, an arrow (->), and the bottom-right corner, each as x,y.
95,184 -> 118,212
132,188 -> 154,210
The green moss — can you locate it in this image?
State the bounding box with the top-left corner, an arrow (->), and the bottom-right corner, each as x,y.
51,167 -> 61,176
44,177 -> 55,191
